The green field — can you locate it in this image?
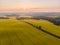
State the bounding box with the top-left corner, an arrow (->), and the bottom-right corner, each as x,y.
0,19 -> 60,45
24,19 -> 60,36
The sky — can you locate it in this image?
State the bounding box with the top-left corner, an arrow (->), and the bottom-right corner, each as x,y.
0,0 -> 60,12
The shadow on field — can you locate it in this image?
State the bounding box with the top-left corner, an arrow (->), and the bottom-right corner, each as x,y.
22,21 -> 60,39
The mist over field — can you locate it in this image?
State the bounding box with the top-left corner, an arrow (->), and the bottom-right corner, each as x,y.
0,11 -> 60,45
0,0 -> 60,45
